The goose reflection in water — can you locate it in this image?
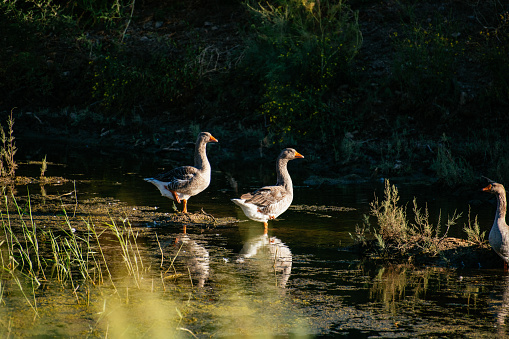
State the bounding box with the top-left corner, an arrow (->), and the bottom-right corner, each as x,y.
497,274 -> 509,335
167,225 -> 210,288
236,230 -> 292,288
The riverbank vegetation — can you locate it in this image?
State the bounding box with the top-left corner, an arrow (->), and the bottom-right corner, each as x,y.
352,179 -> 497,268
1,0 -> 509,185
0,183 -> 245,336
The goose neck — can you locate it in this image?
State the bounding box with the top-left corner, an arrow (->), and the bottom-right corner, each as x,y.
276,158 -> 292,190
194,141 -> 210,172
497,189 -> 507,221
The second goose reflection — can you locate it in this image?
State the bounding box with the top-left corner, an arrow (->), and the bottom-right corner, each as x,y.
167,225 -> 210,288
236,230 -> 292,288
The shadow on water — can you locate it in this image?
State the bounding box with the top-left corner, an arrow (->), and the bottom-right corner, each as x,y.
1,138 -> 508,337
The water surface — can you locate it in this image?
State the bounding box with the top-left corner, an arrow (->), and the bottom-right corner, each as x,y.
4,138 -> 506,337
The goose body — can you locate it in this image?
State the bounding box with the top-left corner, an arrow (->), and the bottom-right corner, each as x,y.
145,132 -> 218,213
232,148 -> 304,230
483,182 -> 509,265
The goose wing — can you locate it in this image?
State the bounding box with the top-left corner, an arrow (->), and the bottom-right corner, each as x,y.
153,166 -> 199,190
241,185 -> 287,208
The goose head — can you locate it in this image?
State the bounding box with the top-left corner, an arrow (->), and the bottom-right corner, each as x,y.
280,148 -> 304,160
483,182 -> 506,195
197,132 -> 218,144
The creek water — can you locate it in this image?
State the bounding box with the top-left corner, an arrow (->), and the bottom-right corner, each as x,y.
3,137 -> 508,337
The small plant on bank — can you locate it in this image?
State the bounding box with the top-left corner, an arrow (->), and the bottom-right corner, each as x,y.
367,180 -> 460,256
349,214 -> 371,246
463,206 -> 487,246
40,155 -> 47,178
370,180 -> 408,243
0,111 -> 18,179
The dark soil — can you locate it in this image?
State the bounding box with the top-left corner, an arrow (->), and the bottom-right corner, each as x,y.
347,237 -> 501,270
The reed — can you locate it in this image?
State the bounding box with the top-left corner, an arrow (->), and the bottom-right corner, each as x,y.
0,187 -> 157,315
106,216 -> 146,288
0,187 -> 304,337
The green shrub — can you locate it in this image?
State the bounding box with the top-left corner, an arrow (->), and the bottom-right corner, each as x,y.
390,18 -> 462,119
0,111 -> 17,178
370,180 -> 409,242
369,180 -> 461,255
463,206 -> 486,246
431,135 -> 475,186
479,11 -> 509,108
90,46 -> 201,115
242,0 -> 362,145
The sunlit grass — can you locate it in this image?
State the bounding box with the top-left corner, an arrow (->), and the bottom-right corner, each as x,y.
0,187 -> 307,337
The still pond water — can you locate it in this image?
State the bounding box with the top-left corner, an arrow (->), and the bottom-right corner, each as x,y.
4,138 -> 509,338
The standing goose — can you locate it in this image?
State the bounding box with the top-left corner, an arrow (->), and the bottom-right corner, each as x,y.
231,148 -> 304,231
145,132 -> 218,213
483,182 -> 509,268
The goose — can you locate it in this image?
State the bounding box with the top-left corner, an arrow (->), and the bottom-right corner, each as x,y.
145,132 -> 218,213
231,148 -> 304,231
483,181 -> 509,268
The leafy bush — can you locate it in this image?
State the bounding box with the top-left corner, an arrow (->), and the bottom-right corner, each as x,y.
479,11 -> 509,108
390,20 -> 461,118
89,46 -> 201,115
242,0 -> 362,145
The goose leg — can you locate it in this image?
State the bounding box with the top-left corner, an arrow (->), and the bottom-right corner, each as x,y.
263,221 -> 268,233
170,190 -> 181,203
182,199 -> 188,213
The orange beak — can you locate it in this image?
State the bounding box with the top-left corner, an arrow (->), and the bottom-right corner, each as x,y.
295,151 -> 304,159
482,184 -> 492,191
210,135 -> 219,142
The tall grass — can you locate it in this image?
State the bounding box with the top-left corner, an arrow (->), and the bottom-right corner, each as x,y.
0,189 -> 152,314
0,186 -> 307,337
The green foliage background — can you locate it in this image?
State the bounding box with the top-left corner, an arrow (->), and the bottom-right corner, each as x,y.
1,0 -> 509,184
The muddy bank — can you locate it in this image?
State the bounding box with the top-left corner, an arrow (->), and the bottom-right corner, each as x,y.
346,237 -> 501,270
3,184 -> 238,234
